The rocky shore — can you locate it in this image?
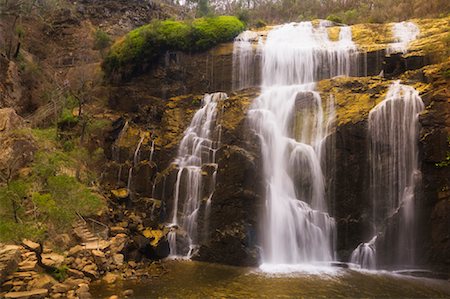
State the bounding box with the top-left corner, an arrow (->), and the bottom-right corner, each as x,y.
0,235 -> 166,299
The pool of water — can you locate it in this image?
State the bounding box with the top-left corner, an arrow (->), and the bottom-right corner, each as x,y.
91,260 -> 450,298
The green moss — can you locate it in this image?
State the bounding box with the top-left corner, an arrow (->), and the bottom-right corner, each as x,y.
103,16 -> 245,79
318,77 -> 390,125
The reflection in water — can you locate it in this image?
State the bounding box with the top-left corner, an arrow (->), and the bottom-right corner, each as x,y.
91,261 -> 450,298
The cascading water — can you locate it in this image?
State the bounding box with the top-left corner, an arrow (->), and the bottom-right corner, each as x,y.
351,81 -> 424,269
387,22 -> 420,55
350,236 -> 377,269
369,81 -> 424,267
249,23 -> 357,270
168,92 -> 227,257
232,30 -> 260,90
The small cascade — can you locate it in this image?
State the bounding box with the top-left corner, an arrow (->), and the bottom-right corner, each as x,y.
387,22 -> 420,55
350,236 -> 377,269
250,22 -> 356,269
127,135 -> 145,192
261,23 -> 358,86
148,139 -> 155,162
232,30 -> 260,90
168,92 -> 227,257
367,81 -> 424,268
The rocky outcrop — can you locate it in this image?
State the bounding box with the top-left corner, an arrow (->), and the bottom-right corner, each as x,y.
0,58 -> 28,114
415,63 -> 450,273
0,109 -> 36,183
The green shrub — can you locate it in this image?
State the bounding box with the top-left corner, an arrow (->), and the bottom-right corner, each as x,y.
58,108 -> 78,127
254,19 -> 267,28
326,14 -> 342,24
93,29 -> 111,52
0,220 -> 45,242
103,16 -> 245,79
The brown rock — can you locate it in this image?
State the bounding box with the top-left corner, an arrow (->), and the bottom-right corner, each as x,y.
22,240 -> 40,251
51,283 -> 71,293
65,278 -> 88,288
4,289 -> 48,298
102,272 -> 119,284
68,245 -> 83,257
66,268 -> 84,279
112,254 -> 124,266
41,253 -> 64,268
28,274 -> 57,290
123,289 -> 134,297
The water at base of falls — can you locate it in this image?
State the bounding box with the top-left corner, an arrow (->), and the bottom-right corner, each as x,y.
248,22 -> 357,269
167,92 -> 226,258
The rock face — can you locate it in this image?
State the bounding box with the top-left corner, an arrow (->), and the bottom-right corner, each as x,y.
101,18 -> 449,272
0,58 -> 27,114
0,108 -> 36,182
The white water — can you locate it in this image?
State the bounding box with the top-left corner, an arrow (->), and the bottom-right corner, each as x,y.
350,236 -> 377,269
249,23 -> 356,269
387,22 -> 420,55
232,30 -> 260,90
168,92 -> 227,257
368,81 -> 424,267
127,135 -> 145,191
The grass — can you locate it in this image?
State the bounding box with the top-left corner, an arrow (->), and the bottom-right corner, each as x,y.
103,16 -> 245,80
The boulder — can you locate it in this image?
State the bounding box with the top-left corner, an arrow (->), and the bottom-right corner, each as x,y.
28,274 -> 57,290
41,253 -> 65,268
102,272 -> 119,284
112,254 -> 124,266
51,283 -> 71,293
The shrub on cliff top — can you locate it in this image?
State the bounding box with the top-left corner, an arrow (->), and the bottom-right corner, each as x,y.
102,16 -> 245,80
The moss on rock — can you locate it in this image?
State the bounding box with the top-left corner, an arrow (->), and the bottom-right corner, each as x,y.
103,16 -> 245,80
318,76 -> 391,126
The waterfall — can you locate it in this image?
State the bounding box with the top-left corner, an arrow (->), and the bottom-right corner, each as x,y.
387,22 -> 420,55
232,30 -> 260,90
367,81 -> 424,268
127,135 -> 145,191
250,23 -> 356,269
168,92 -> 227,257
350,236 -> 377,269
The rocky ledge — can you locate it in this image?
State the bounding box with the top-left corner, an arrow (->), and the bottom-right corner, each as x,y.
0,235 -> 166,299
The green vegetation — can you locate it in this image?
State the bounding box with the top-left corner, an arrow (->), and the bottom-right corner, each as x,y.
93,29 -> 112,54
435,136 -> 450,168
326,14 -> 342,24
102,16 -> 245,79
0,128 -> 105,243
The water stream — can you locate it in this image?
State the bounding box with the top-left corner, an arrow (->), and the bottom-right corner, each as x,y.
168,92 -> 227,257
248,23 -> 357,269
387,21 -> 420,55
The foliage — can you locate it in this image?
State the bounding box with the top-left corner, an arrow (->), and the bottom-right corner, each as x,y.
58,108 -> 79,127
93,29 -> 112,52
326,14 -> 342,24
435,136 -> 450,168
254,19 -> 267,28
0,126 -> 106,243
102,16 -> 244,79
0,220 -> 44,242
32,175 -> 102,229
200,0 -> 450,25
52,265 -> 69,282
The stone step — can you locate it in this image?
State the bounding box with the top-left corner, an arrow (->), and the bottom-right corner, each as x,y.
4,288 -> 48,299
